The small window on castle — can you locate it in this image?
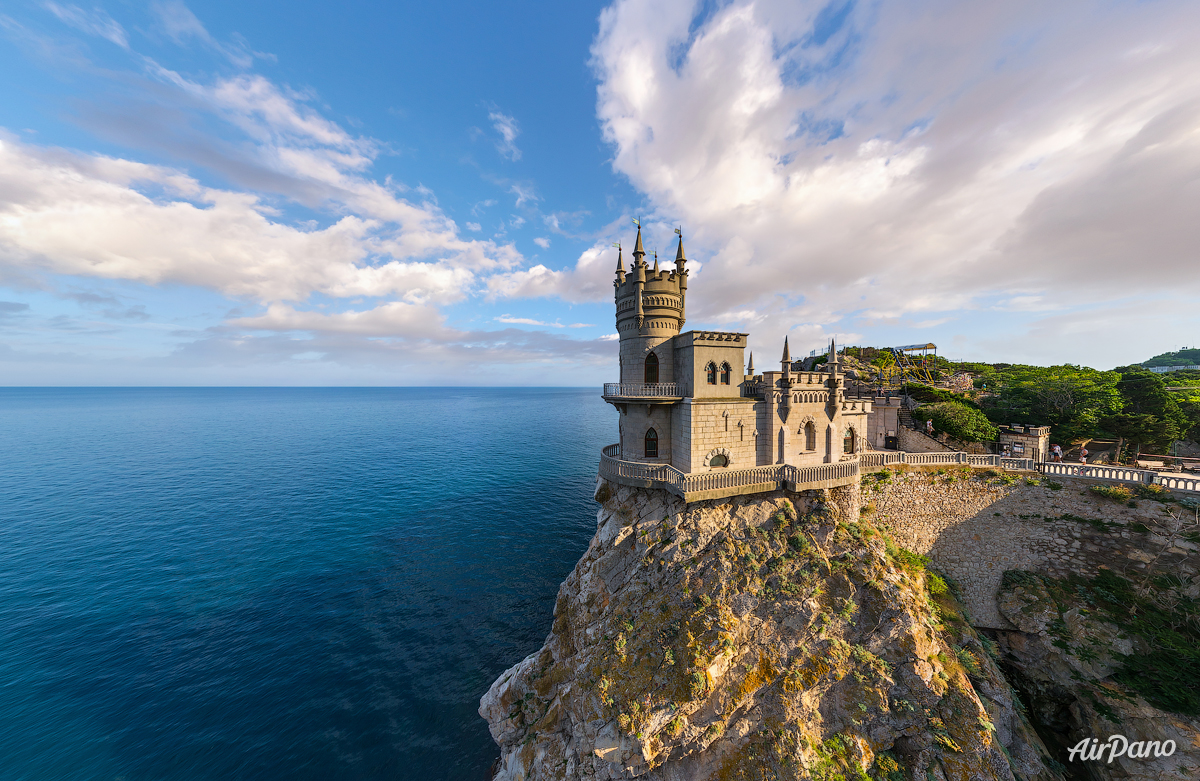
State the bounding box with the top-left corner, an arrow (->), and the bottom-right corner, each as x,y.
843,429 -> 856,454
720,363 -> 731,384
644,352 -> 659,384
804,422 -> 816,451
644,428 -> 659,458
709,454 -> 728,467
706,363 -> 717,384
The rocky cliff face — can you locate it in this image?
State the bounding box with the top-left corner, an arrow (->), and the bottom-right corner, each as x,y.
479,481 -> 1063,780
995,569 -> 1200,780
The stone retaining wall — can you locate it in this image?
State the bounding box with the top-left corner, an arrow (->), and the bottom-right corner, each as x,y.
865,469 -> 1200,629
896,425 -> 954,453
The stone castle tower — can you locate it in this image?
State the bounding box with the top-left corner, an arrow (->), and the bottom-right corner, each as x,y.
603,226 -> 872,475
614,224 -> 688,388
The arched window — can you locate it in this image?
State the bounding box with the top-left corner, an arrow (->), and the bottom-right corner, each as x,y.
706,362 -> 717,385
843,428 -> 856,454
709,454 -> 728,467
644,428 -> 659,458
720,362 -> 731,385
804,422 -> 816,451
644,352 -> 659,384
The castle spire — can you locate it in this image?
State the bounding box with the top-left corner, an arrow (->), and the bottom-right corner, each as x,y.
614,243 -> 625,284
673,227 -> 687,325
747,352 -> 754,375
653,250 -> 659,274
781,336 -> 791,364
632,222 -> 646,264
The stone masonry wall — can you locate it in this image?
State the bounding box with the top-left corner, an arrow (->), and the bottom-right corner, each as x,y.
896,425 -> 955,453
864,468 -> 1200,629
677,398 -> 758,471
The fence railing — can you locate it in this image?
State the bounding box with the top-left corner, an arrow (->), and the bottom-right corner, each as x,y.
599,446 -> 1200,502
1038,461 -> 1200,492
602,382 -> 682,398
598,446 -> 858,499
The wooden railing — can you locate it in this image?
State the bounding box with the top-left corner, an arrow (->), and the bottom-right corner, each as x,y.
602,382 -> 682,398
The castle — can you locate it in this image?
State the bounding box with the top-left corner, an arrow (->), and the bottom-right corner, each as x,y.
601,226 -> 873,473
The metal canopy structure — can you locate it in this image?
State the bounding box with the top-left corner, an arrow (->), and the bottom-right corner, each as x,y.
886,343 -> 939,386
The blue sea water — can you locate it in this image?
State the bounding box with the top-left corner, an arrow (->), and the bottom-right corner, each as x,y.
0,388 -> 612,781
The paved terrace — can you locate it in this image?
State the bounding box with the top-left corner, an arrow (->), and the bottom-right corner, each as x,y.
598,447 -> 1200,504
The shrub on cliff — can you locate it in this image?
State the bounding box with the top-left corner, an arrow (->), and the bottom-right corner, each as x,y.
912,402 -> 999,443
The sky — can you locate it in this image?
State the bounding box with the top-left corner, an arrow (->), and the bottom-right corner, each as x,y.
1,0 -> 1199,385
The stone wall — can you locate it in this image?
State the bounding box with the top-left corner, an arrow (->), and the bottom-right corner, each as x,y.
865,469 -> 1200,629
675,398 -> 758,472
897,425 -> 955,453
865,397 -> 901,451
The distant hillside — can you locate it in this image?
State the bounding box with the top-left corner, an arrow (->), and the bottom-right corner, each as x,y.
1143,347 -> 1200,367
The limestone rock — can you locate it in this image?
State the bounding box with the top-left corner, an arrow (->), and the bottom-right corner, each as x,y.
480,482 -> 1062,780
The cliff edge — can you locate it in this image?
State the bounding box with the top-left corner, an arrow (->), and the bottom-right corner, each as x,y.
480,481 -> 1061,780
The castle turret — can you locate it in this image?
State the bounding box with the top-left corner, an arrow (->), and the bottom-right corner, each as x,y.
614,244 -> 625,286
614,224 -> 688,386
747,352 -> 754,376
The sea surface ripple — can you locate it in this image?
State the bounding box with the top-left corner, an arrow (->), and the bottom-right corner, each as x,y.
0,387 -> 610,780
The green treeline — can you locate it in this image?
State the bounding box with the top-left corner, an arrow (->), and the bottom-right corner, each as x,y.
841,346 -> 1200,448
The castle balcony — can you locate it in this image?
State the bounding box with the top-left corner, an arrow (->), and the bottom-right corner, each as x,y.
602,382 -> 682,402
598,444 -> 859,503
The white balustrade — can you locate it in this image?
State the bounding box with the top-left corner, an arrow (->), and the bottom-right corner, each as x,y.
600,445 -> 1200,500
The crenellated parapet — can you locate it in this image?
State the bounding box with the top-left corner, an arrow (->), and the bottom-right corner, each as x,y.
613,224 -> 688,339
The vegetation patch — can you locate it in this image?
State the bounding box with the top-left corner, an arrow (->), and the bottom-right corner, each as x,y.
1090,483 -> 1134,503
1007,570 -> 1200,716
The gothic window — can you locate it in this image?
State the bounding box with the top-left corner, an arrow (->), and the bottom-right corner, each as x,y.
706,362 -> 717,384
843,428 -> 856,454
804,422 -> 816,451
644,428 -> 659,458
720,362 -> 731,385
644,352 -> 659,384
709,454 -> 728,467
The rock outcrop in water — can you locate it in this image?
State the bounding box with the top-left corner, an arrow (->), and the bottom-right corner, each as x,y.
480,481 -> 1064,780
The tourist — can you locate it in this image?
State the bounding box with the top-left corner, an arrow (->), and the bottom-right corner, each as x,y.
1079,446 -> 1089,465
1051,444 -> 1062,462
925,419 -> 934,436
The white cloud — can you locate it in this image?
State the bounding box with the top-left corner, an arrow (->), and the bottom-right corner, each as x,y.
229,301 -> 452,338
44,3 -> 129,48
509,183 -> 538,207
150,0 -> 262,67
466,222 -> 482,231
487,243 -> 617,303
0,133 -> 511,304
488,109 -> 521,161
496,314 -> 553,326
590,0 -> 1200,352
534,237 -> 550,249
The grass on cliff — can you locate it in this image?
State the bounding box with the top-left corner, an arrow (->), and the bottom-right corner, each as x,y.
1011,569 -> 1200,716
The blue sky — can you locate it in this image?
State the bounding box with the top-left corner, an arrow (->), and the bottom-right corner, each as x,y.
2,0 -> 1200,384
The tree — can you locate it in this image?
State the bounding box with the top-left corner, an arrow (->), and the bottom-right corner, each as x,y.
912,402 -> 999,443
1101,370 -> 1190,453
982,365 -> 1122,442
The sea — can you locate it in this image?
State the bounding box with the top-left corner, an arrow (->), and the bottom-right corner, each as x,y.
0,387 -> 612,781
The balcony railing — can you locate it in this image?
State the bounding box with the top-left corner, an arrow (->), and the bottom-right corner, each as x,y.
602,382 -> 681,398
598,447 -> 1200,504
598,445 -> 858,501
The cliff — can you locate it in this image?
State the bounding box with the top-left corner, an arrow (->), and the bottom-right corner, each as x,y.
479,481 -> 1063,780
